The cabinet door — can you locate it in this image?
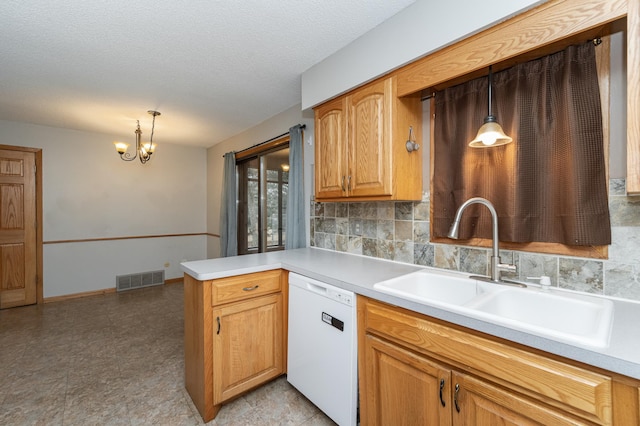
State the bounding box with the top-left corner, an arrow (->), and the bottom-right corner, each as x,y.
361,334 -> 452,426
451,372 -> 591,426
212,293 -> 284,404
346,78 -> 392,197
315,97 -> 347,199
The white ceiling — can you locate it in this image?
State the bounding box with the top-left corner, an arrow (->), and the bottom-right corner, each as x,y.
1,0 -> 415,148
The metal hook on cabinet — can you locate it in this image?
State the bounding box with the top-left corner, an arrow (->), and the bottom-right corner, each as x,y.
405,126 -> 420,152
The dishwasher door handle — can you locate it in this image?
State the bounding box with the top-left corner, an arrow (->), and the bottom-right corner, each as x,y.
305,282 -> 329,296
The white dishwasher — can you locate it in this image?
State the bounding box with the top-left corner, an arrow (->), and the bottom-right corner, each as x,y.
287,272 -> 357,426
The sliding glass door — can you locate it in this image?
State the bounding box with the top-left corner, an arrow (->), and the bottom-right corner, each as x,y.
237,145 -> 289,254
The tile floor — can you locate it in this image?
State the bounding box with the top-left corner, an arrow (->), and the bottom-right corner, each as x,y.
0,283 -> 336,425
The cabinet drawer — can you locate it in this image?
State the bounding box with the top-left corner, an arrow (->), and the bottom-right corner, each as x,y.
361,297 -> 613,425
212,269 -> 282,305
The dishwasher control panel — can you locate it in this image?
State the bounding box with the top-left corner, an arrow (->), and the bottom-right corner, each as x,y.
288,272 -> 355,307
326,288 -> 353,307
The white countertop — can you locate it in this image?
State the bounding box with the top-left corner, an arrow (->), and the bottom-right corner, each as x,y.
181,247 -> 640,380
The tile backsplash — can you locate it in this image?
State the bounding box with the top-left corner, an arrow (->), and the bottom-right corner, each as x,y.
310,178 -> 640,302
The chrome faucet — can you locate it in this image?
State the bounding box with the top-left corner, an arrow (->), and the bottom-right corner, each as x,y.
447,197 -> 516,282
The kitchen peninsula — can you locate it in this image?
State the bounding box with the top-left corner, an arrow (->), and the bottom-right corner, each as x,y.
182,248 -> 640,424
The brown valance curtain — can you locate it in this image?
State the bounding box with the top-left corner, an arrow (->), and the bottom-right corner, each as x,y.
432,42 -> 611,246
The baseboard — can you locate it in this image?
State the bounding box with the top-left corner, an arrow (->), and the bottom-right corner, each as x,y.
44,287 -> 116,303
43,279 -> 184,303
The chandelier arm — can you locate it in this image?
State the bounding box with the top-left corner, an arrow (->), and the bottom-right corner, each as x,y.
119,151 -> 138,161
139,149 -> 151,164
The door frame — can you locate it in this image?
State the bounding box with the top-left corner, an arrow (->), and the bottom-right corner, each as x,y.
0,144 -> 43,304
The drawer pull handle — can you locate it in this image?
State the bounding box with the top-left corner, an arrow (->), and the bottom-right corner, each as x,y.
216,316 -> 221,335
242,285 -> 259,291
347,175 -> 352,191
341,176 -> 346,191
439,379 -> 446,407
454,384 -> 461,413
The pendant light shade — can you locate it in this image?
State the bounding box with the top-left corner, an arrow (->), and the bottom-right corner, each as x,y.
469,66 -> 512,148
469,117 -> 512,147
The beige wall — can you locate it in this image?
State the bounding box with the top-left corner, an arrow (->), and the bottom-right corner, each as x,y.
0,120 -> 207,297
301,0 -> 543,109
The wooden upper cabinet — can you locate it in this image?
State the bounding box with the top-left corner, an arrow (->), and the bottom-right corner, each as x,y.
346,78 -> 391,198
315,97 -> 346,199
314,76 -> 422,202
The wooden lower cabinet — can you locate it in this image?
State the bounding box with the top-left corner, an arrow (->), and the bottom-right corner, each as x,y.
184,270 -> 287,422
361,334 -> 582,426
362,334 -> 451,425
358,296 -> 640,426
451,372 -> 592,425
212,293 -> 283,404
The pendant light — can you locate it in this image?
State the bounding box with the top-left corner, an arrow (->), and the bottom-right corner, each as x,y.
469,66 -> 512,148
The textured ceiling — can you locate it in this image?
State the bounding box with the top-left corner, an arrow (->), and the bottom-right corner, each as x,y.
1,0 -> 415,148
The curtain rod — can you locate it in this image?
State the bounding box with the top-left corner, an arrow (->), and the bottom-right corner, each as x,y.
225,124 -> 306,158
421,38 -> 601,104
421,92 -> 436,102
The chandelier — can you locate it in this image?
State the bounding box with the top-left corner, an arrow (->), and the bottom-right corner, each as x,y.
114,110 -> 161,164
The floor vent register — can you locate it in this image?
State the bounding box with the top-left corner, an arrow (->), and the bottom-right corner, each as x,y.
116,270 -> 165,292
